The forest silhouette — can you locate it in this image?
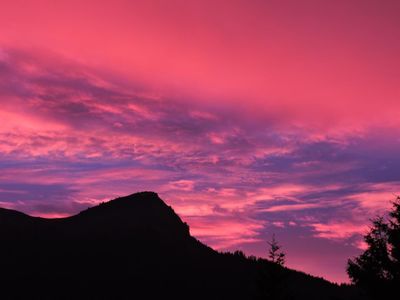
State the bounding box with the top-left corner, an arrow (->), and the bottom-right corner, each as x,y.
347,197 -> 400,299
0,191 -> 381,299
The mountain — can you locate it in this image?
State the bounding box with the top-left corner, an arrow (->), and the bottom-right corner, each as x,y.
0,192 -> 364,300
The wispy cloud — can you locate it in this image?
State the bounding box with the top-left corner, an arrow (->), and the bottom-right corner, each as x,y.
1,47 -> 400,283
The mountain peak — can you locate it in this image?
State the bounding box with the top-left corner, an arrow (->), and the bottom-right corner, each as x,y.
0,191 -> 363,300
113,191 -> 164,205
85,191 -> 171,213
125,191 -> 160,198
73,191 -> 190,237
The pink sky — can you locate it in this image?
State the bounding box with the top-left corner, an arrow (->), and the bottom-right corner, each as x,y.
1,0 -> 400,283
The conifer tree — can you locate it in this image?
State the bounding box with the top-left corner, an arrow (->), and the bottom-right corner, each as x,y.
268,234 -> 286,266
347,197 -> 400,298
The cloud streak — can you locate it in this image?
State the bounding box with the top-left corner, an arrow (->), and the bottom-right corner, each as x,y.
0,46 -> 400,283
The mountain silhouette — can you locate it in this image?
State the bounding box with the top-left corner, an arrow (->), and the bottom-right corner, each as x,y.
0,192 -> 364,300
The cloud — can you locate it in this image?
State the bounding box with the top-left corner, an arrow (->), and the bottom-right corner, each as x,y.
187,215 -> 265,250
167,180 -> 195,192
263,203 -> 326,213
1,47 -> 400,283
2,0 -> 400,127
310,222 -> 366,241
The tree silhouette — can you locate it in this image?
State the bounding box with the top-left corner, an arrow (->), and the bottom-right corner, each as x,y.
388,197 -> 400,279
347,197 -> 400,299
257,234 -> 291,299
268,234 -> 286,266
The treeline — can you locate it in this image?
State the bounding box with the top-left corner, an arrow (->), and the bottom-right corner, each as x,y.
347,197 -> 400,299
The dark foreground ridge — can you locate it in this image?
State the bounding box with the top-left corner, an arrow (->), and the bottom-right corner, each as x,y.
0,192 -> 363,300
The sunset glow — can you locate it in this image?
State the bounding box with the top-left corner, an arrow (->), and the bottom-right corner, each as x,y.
1,0 -> 400,283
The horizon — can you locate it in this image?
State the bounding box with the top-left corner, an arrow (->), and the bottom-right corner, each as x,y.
0,190 -> 359,285
1,0 -> 400,283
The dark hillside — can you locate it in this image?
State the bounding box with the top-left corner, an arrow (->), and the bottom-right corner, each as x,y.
0,192 -> 364,299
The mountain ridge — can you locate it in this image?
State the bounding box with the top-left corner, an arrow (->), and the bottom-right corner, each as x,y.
0,191 -> 365,300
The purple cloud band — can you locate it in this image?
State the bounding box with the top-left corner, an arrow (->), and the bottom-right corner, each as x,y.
1,47 -> 399,283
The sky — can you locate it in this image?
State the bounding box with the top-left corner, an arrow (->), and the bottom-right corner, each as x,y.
0,0 -> 400,283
